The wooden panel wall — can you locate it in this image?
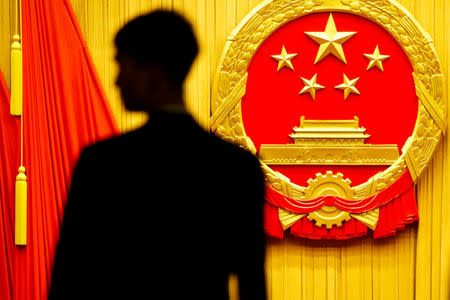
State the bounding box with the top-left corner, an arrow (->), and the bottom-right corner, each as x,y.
0,0 -> 449,299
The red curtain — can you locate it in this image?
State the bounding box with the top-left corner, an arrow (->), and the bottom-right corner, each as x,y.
13,1 -> 119,300
0,69 -> 19,300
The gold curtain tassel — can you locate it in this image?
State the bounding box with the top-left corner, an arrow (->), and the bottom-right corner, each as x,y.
15,166 -> 27,246
10,34 -> 23,116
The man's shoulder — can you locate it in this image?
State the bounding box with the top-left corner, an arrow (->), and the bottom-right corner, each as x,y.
78,122 -> 261,173
206,135 -> 262,178
80,125 -> 147,157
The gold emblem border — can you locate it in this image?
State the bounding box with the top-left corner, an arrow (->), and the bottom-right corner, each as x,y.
210,0 -> 447,201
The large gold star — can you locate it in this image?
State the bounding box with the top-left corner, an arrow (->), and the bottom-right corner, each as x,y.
305,14 -> 356,64
335,74 -> 360,99
271,45 -> 298,71
364,45 -> 390,71
299,74 -> 324,100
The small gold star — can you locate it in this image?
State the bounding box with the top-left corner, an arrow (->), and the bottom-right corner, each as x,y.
305,13 -> 356,64
271,45 -> 298,71
364,45 -> 390,71
335,74 -> 360,99
299,74 -> 324,100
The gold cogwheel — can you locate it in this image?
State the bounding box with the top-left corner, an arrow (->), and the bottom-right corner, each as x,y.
307,206 -> 351,229
304,171 -> 353,200
305,171 -> 353,229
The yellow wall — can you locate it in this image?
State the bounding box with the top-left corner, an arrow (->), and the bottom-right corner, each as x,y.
0,0 -> 449,299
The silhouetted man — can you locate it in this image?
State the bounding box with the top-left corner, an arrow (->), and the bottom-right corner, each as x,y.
49,10 -> 267,300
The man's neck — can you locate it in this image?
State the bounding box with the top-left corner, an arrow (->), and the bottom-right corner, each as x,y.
159,103 -> 187,114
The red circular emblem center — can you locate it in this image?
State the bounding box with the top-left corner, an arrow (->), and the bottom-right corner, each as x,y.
242,12 -> 418,186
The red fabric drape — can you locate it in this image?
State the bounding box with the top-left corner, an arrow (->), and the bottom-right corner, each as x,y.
265,171 -> 413,214
264,171 -> 418,239
0,70 -> 19,300
13,1 -> 120,300
374,187 -> 418,238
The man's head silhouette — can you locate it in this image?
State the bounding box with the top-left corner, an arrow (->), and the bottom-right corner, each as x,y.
114,10 -> 198,112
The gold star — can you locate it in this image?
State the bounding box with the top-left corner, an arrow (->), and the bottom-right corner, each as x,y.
364,45 -> 390,71
271,45 -> 298,71
335,74 -> 360,99
305,13 -> 356,64
299,74 -> 324,100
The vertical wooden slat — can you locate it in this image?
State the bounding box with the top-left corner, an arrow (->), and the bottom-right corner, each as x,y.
215,0 -> 228,66
282,238 -> 288,300
416,167 -> 432,299
249,0 -> 264,12
268,238 -> 284,300
151,0 -> 163,10
183,0 -> 198,121
339,244 -> 348,300
372,240 -> 380,300
285,237 -> 302,299
396,0 -> 414,17
303,243 -> 314,300
398,229 -> 415,299
378,239 -> 397,300
237,0 -> 249,24
264,238 -> 273,299
432,5 -> 446,294
432,145 -> 444,300
361,237 -> 373,300
313,244 -> 327,300
195,0 -> 208,128
346,240 -> 363,299
138,0 -> 151,12
226,0 -> 237,41
206,0 -> 216,94
326,245 -> 337,300
301,240 -> 308,300
441,1 -> 450,299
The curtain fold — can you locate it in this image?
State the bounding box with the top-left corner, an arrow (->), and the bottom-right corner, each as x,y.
0,67 -> 18,300
13,0 -> 119,299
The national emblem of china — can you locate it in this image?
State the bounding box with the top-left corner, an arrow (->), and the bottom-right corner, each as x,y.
210,0 -> 447,240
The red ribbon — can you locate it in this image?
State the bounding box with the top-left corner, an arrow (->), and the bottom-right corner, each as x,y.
264,170 -> 419,239
265,170 -> 413,214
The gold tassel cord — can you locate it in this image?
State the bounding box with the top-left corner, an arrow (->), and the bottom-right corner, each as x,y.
12,0 -> 27,246
10,34 -> 22,116
15,165 -> 27,246
10,0 -> 22,116
14,94 -> 27,246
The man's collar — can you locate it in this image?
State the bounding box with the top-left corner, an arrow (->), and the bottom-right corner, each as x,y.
158,104 -> 187,114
